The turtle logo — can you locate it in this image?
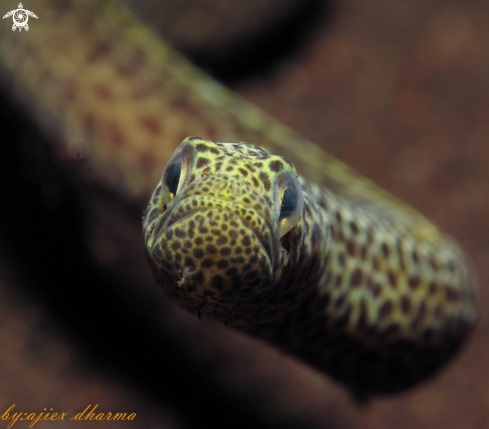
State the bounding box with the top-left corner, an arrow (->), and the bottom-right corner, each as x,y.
3,3 -> 38,32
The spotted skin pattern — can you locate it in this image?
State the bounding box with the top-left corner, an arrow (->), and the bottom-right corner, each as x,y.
0,0 -> 478,399
144,137 -> 477,398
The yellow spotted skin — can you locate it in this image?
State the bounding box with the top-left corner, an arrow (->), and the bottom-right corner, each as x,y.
144,137 -> 478,398
0,0 -> 478,400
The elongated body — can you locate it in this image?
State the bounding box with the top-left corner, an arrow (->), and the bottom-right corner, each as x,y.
0,0 -> 478,399
144,137 -> 477,398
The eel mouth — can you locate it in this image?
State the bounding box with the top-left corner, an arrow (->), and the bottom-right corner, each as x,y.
148,197 -> 280,320
152,194 -> 282,272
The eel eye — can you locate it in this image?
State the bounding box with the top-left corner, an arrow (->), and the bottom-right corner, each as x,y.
279,187 -> 296,222
162,161 -> 183,204
277,175 -> 303,238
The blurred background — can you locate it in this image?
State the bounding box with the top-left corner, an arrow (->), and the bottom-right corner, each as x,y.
0,0 -> 488,428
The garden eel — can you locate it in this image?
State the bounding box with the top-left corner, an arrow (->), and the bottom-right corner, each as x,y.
0,0 -> 478,398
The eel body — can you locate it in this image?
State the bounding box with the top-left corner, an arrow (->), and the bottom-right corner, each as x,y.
144,138 -> 477,397
0,0 -> 478,398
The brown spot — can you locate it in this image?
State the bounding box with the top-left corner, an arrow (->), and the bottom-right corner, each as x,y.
170,97 -> 199,116
241,236 -> 251,246
206,244 -> 218,254
196,158 -> 210,168
86,41 -> 112,63
349,221 -> 359,234
107,121 -> 125,146
226,267 -> 238,276
347,241 -> 355,256
408,276 -> 421,290
379,300 -> 393,319
184,257 -> 195,268
94,84 -> 112,100
220,247 -> 231,256
349,268 -> 363,288
387,270 -> 397,288
259,172 -> 271,192
269,160 -> 284,172
429,282 -> 438,295
381,243 -> 390,258
193,248 -> 204,259
238,168 -> 248,177
367,278 -> 382,297
216,260 -> 229,269
195,143 -> 215,155
195,143 -> 210,152
201,258 -> 214,268
175,228 -> 186,238
140,117 -> 161,135
211,275 -> 224,291
338,253 -> 345,267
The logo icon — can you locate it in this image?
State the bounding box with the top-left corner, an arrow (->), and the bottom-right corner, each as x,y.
3,3 -> 37,31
